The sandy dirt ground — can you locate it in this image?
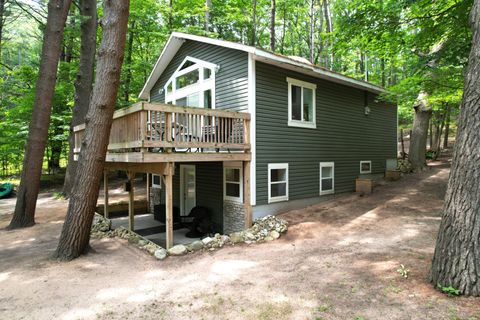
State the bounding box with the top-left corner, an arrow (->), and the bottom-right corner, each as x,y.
1,157 -> 479,320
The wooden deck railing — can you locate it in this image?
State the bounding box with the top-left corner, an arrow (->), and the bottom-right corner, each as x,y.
73,102 -> 251,157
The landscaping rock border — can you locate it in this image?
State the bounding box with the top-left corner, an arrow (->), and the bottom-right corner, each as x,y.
90,213 -> 288,260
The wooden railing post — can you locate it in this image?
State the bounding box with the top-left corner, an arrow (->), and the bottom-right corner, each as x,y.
165,111 -> 173,153
244,118 -> 251,146
139,107 -> 147,154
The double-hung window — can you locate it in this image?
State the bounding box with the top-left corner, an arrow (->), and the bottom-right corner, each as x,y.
268,163 -> 289,203
319,162 -> 334,195
287,77 -> 316,128
224,162 -> 243,202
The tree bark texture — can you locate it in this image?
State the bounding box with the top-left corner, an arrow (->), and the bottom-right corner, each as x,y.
409,91 -> 432,171
8,0 -> 72,229
62,0 -> 97,197
430,0 -> 480,296
270,0 -> 275,51
54,0 -> 130,261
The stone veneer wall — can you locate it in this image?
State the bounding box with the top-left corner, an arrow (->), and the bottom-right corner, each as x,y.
150,187 -> 163,213
223,200 -> 245,234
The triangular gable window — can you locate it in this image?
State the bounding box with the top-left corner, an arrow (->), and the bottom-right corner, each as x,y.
164,56 -> 217,109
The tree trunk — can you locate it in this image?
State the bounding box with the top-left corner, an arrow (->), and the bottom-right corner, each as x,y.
323,0 -> 332,68
54,0 -> 130,261
428,118 -> 434,150
62,0 -> 97,197
409,91 -> 432,171
124,19 -> 135,103
381,58 -> 386,87
309,0 -> 314,63
204,0 -> 211,32
280,3 -> 286,54
251,0 -> 256,46
430,0 -> 480,296
443,104 -> 451,149
400,128 -> 406,159
8,0 -> 72,230
270,0 -> 275,51
0,0 -> 5,61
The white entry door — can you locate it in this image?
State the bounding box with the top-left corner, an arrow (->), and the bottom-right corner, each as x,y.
180,165 -> 196,216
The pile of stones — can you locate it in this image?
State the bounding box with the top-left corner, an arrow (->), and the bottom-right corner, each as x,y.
90,213 -> 112,237
397,159 -> 413,173
229,215 -> 288,244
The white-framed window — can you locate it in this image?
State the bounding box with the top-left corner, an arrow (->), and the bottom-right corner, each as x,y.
319,162 -> 334,195
360,161 -> 372,174
268,163 -> 289,203
287,77 -> 316,129
223,162 -> 243,202
152,174 -> 162,188
164,56 -> 217,109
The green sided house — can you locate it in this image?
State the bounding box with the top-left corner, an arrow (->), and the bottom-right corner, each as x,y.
74,32 -> 397,249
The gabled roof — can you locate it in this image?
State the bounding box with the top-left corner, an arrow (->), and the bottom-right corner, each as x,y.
138,32 -> 387,100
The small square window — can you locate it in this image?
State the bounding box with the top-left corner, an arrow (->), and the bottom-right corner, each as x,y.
268,163 -> 289,203
360,161 -> 372,174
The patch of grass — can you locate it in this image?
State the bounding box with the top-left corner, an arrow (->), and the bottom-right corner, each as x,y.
255,302 -> 293,320
53,192 -> 65,200
317,305 -> 330,312
354,316 -> 366,320
385,283 -> 403,294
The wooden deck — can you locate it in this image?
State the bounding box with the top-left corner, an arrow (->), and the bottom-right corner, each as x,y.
74,102 -> 252,249
73,102 -> 251,163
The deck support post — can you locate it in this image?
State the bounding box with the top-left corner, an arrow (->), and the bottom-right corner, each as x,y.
243,160 -> 252,228
146,173 -> 150,213
164,162 -> 174,249
127,171 -> 135,231
103,170 -> 109,219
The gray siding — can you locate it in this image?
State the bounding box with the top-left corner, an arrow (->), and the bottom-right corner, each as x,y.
150,40 -> 249,112
255,62 -> 397,205
168,162 -> 224,232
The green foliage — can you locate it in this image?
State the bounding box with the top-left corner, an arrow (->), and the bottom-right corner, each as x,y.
0,0 -> 471,176
438,285 -> 461,296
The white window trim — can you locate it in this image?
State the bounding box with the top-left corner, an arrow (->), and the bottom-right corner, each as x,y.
180,164 -> 196,216
223,162 -> 243,202
164,56 -> 217,109
287,77 -> 317,129
151,174 -> 162,189
360,160 -> 372,174
268,163 -> 289,203
319,162 -> 335,195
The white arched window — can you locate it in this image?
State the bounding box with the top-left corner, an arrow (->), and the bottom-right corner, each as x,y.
164,56 -> 217,109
